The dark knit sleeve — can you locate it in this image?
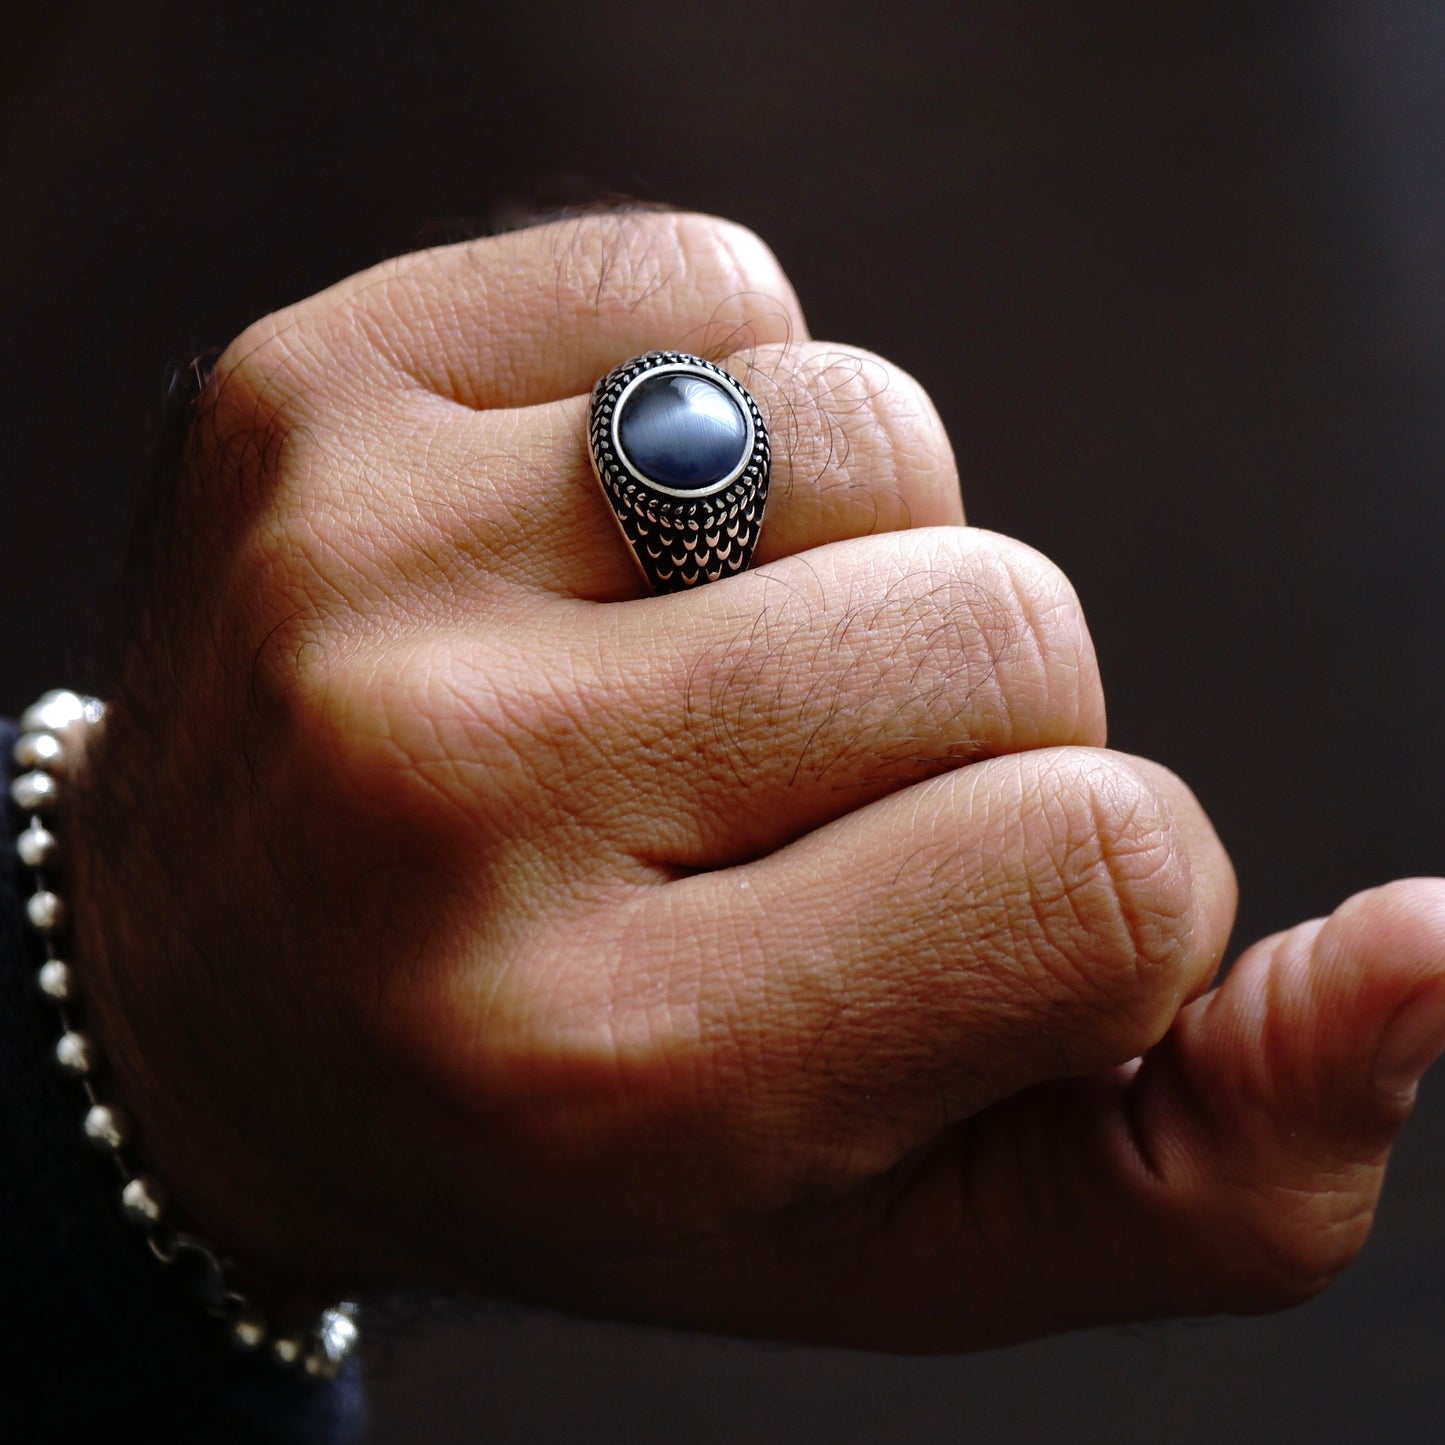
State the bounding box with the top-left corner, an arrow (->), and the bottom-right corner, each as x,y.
0,717 -> 366,1443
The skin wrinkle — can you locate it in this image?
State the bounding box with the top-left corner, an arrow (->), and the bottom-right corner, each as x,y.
370,440 -> 526,609
706,223 -> 779,340
787,605 -> 853,791
762,757 -> 1179,1127
192,373 -> 290,523
1244,938 -> 1362,1160
1025,772 -> 1175,1054
1082,762 -> 1194,1001
911,577 -> 1004,743
997,555 -> 1089,746
818,577 -> 996,788
1088,942 -> 1376,1312
747,591 -> 802,785
574,213 -> 636,313
1114,1061 -> 1172,1190
443,658 -> 610,832
655,544 -> 1034,832
786,926 -> 986,1180
339,295 -> 431,393
818,356 -> 904,508
1239,1172 -> 1381,1298
792,360 -> 853,491
784,993 -> 923,1187
338,255 -> 509,400
720,570 -> 811,785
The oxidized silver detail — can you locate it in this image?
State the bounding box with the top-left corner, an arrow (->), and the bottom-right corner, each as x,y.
588,350 -> 771,594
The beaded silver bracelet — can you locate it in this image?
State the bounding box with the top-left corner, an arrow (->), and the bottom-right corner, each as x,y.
10,690 -> 359,1380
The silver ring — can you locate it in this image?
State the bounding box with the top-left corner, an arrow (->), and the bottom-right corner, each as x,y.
588,350 -> 771,593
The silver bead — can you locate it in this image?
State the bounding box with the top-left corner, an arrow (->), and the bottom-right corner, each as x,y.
55,1030 -> 96,1074
121,1175 -> 167,1225
271,1335 -> 302,1366
20,690 -> 88,734
317,1305 -> 360,1363
37,959 -> 74,1002
16,820 -> 58,869
298,1305 -> 360,1379
10,771 -> 59,813
230,1308 -> 267,1350
26,890 -> 64,934
13,731 -> 63,771
83,1102 -> 130,1151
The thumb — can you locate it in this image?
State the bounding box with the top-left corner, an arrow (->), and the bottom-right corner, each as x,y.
626,879 -> 1445,1351
1121,875 -> 1445,1311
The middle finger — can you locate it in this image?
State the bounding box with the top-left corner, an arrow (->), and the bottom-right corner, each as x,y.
393,524 -> 1104,868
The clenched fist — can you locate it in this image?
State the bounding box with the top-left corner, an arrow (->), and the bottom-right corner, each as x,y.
69,211 -> 1445,1347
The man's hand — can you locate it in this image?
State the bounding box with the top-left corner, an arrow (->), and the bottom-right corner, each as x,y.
70,211 -> 1445,1346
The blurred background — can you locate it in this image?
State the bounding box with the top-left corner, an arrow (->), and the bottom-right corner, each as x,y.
4,2 -> 1444,1439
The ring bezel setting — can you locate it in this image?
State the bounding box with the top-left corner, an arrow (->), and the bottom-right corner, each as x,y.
588,350 -> 771,593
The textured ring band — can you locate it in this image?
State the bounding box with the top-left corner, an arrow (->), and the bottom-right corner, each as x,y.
588,350 -> 771,593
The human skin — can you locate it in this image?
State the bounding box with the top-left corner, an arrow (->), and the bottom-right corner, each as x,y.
64,210 -> 1445,1348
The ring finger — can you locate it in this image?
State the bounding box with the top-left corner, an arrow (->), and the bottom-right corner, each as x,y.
344,339 -> 965,605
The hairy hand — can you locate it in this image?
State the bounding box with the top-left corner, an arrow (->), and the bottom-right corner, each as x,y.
70,211 -> 1445,1346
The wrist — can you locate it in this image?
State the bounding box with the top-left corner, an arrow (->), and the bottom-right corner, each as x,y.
12,690 -> 360,1374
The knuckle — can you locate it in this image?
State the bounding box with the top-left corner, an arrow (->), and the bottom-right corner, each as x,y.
672,540 -> 1001,789
241,574 -> 344,722
210,313 -> 317,430
676,212 -> 793,306
745,346 -> 955,527
862,357 -> 955,503
195,314 -> 327,499
988,536 -> 1101,744
222,498 -> 354,711
243,636 -> 503,858
1023,752 -> 1197,1055
905,530 -> 1096,749
868,534 -> 1043,743
666,529 -> 1092,797
848,531 -> 1092,761
551,209 -> 797,339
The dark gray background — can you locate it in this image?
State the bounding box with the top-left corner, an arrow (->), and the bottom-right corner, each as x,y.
5,3 -> 1444,1440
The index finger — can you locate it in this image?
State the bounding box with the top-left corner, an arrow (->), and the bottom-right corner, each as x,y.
311,210 -> 810,408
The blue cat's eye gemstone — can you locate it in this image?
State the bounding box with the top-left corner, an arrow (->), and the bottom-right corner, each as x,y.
616,371 -> 748,490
